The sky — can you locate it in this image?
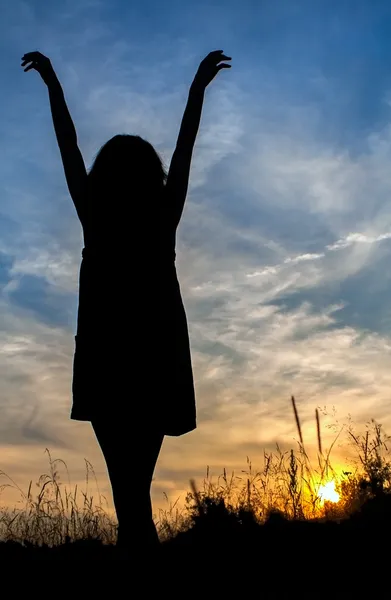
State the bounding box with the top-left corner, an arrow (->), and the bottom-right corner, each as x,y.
2,0 -> 391,515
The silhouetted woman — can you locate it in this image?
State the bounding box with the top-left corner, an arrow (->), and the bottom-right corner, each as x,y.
21,49 -> 231,551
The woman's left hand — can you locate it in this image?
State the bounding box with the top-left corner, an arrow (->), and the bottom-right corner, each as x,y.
192,50 -> 231,90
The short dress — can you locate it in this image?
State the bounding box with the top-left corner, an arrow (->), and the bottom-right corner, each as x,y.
70,194 -> 196,437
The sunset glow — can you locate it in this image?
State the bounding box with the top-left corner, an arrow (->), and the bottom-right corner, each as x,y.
318,481 -> 340,504
2,0 -> 391,518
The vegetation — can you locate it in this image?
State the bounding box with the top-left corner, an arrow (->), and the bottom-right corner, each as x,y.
0,397 -> 390,562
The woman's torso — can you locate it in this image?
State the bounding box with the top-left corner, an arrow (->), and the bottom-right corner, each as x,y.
76,193 -> 181,340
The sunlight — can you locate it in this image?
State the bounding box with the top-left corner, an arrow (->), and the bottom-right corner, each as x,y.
318,480 -> 340,504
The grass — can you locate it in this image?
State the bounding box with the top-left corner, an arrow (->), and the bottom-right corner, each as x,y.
0,451 -> 117,546
1,396 -> 391,568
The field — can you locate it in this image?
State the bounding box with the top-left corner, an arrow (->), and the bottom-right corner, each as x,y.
0,397 -> 390,589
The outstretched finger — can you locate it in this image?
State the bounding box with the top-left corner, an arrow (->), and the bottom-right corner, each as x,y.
205,50 -> 225,61
22,51 -> 41,61
24,63 -> 36,72
219,55 -> 231,62
217,63 -> 232,71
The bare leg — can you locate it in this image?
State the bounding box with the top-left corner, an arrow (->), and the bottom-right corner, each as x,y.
91,416 -> 164,551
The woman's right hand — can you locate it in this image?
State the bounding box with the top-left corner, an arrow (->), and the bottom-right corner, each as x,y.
21,51 -> 56,86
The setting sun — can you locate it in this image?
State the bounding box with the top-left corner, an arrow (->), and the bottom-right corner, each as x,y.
318,481 -> 340,504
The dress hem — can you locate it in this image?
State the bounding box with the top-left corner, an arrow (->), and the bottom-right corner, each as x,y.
70,411 -> 196,437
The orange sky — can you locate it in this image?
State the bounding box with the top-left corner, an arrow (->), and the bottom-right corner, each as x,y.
2,1 -> 391,520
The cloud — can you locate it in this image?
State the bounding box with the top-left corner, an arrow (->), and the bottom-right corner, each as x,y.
284,253 -> 325,264
327,231 -> 391,251
7,274 -> 75,328
3,0 -> 391,514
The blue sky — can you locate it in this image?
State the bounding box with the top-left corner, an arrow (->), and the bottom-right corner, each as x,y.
2,0 -> 391,510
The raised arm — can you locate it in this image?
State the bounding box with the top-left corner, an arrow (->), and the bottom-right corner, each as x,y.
21,52 -> 87,226
166,50 -> 231,230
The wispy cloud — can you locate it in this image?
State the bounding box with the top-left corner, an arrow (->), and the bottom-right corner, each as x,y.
2,0 -> 391,512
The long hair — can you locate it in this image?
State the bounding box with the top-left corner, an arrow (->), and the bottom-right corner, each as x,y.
88,134 -> 167,204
